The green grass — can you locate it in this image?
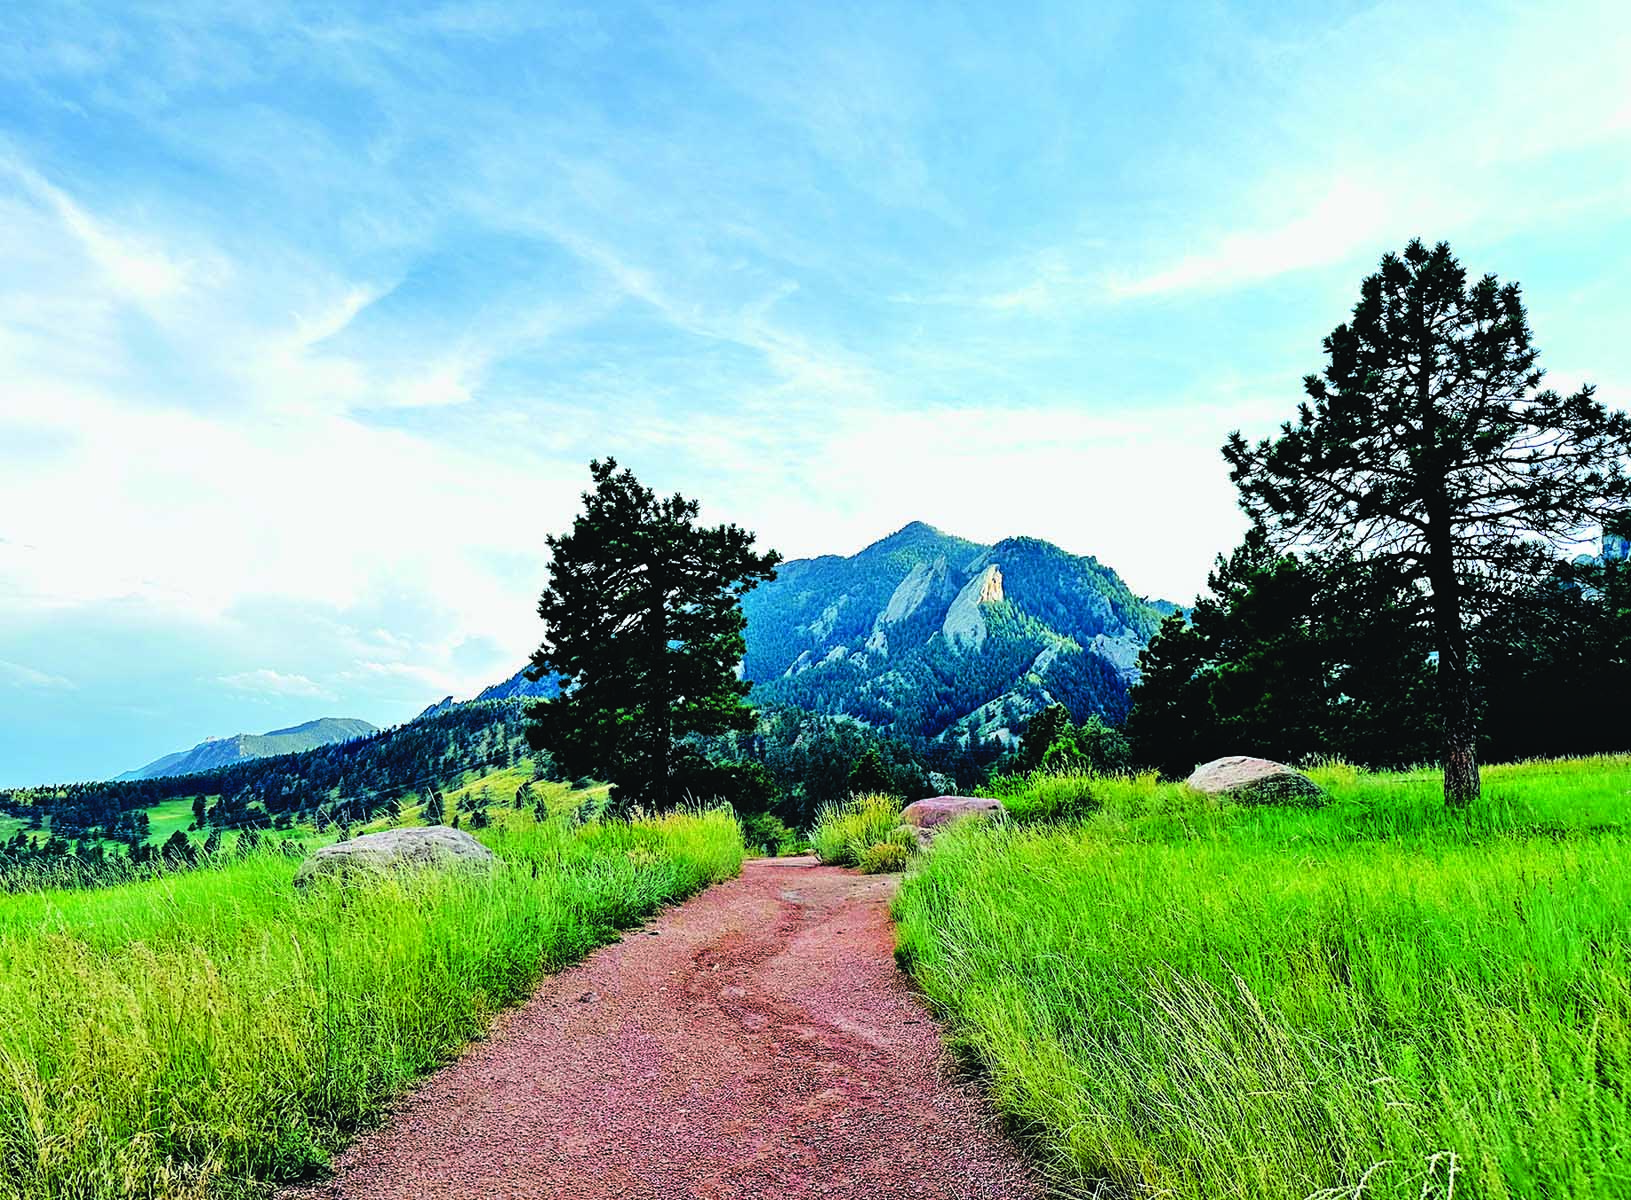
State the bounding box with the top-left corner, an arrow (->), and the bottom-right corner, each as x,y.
144,795 -> 209,841
0,804 -> 744,1199
809,793 -> 912,871
894,758 -> 1631,1199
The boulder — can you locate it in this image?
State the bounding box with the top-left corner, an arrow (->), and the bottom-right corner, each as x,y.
1185,756 -> 1326,806
900,795 -> 1005,846
294,826 -> 496,889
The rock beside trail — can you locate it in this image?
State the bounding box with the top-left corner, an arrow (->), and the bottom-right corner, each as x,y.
1185,756 -> 1326,805
900,796 -> 1005,846
294,826 -> 496,889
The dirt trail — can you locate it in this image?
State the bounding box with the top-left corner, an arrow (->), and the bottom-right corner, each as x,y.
290,855 -> 1039,1199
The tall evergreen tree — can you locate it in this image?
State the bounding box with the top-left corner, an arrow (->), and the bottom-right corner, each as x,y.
1224,240 -> 1631,805
526,459 -> 780,813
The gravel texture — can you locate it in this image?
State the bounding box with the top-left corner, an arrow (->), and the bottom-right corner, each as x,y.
287,855 -> 1039,1199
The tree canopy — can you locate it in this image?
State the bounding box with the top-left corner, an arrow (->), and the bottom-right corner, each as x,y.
1223,239 -> 1631,804
526,459 -> 781,812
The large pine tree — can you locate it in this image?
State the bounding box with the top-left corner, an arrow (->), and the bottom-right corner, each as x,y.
526,459 -> 780,812
1224,240 -> 1631,805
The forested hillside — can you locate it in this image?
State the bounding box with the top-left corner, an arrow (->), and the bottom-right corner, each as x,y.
115,716 -> 379,781
0,701 -> 529,844
741,522 -> 1169,747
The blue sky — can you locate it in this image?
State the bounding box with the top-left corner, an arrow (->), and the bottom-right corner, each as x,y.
2,1 -> 1629,785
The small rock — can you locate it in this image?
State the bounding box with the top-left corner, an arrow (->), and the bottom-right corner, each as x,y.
578,990 -> 599,1003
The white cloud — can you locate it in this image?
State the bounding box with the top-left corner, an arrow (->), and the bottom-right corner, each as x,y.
1111,177 -> 1396,300
219,669 -> 334,700
1,155 -> 197,308
0,659 -> 75,690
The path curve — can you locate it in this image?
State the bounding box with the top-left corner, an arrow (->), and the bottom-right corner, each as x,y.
290,855 -> 1039,1199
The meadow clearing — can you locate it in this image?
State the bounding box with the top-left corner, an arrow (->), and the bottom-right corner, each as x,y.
892,758 -> 1631,1199
0,800 -> 743,1200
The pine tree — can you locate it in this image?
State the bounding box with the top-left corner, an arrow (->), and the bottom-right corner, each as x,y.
846,748 -> 895,796
1224,240 -> 1631,804
1019,704 -> 1071,772
526,459 -> 780,812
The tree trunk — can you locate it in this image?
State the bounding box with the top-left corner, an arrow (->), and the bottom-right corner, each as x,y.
652,561 -> 672,813
1428,551 -> 1481,807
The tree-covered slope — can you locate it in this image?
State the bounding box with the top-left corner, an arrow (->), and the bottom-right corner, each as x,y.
115,717 -> 380,781
4,702 -> 529,843
741,523 -> 1170,746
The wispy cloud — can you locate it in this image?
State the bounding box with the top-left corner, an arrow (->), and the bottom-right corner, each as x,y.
218,669 -> 334,700
0,659 -> 75,690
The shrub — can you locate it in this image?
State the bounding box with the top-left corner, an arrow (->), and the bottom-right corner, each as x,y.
809,792 -> 905,867
739,811 -> 805,857
857,826 -> 917,874
857,839 -> 910,874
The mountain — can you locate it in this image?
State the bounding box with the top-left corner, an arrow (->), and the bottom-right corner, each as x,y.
741,522 -> 1171,748
473,665 -> 561,703
416,665 -> 561,720
115,717 -> 379,781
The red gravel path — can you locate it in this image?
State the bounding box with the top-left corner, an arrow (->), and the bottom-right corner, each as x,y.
289,855 -> 1039,1200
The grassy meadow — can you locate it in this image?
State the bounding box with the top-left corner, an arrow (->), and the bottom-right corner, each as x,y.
0,801 -> 744,1200
894,758 -> 1631,1200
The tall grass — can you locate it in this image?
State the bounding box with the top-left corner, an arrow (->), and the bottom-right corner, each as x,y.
809,793 -> 911,871
895,759 -> 1631,1199
0,807 -> 743,1199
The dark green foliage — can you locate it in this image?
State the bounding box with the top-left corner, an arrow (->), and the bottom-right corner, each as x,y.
1126,531 -> 1437,777
1477,551 -> 1631,759
1020,704 -> 1133,776
525,459 -> 780,813
847,748 -> 896,796
739,812 -> 803,857
665,755 -> 779,812
1020,705 -> 1072,771
1224,239 -> 1631,804
1068,716 -> 1133,776
691,706 -> 949,829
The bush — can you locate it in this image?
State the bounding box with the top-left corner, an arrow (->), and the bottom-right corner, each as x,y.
809,793 -> 906,867
857,825 -> 917,874
739,811 -> 805,857
857,841 -> 908,874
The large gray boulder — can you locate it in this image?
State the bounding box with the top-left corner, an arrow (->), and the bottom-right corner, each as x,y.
1185,756 -> 1326,806
294,826 -> 496,889
900,795 -> 1005,846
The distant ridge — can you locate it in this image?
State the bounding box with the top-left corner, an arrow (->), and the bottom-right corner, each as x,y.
115,716 -> 379,781
415,665 -> 562,721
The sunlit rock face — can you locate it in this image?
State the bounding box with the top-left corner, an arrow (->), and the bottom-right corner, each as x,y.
739,523 -> 1177,746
